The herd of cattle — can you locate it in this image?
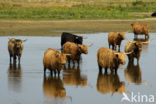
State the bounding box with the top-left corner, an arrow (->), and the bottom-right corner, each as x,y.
8,22 -> 150,75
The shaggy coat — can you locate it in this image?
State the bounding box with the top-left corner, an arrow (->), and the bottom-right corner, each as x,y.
96,72 -> 125,94
131,23 -> 149,39
108,32 -> 125,51
124,41 -> 142,63
43,48 -> 67,75
97,47 -> 124,73
63,42 -> 88,66
8,38 -> 25,63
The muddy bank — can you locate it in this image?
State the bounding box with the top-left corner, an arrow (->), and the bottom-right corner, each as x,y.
0,18 -> 156,36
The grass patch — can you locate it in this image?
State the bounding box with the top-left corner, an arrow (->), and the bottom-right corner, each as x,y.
0,1 -> 155,20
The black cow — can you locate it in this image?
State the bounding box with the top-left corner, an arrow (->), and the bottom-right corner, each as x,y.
151,12 -> 156,17
61,32 -> 83,48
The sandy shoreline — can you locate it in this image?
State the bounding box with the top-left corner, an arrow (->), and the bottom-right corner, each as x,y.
0,18 -> 156,36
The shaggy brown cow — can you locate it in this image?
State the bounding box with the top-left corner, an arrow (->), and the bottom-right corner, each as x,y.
8,38 -> 26,63
43,48 -> 69,75
131,22 -> 149,39
97,47 -> 130,73
108,32 -> 125,51
43,75 -> 66,98
124,62 -> 142,84
125,41 -> 142,63
96,72 -> 125,94
63,42 -> 92,66
63,65 -> 87,86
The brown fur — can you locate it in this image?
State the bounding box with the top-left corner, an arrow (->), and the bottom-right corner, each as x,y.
124,41 -> 142,63
63,42 -> 88,66
97,47 -> 124,73
108,32 -> 125,51
96,72 -> 125,94
43,75 -> 66,98
131,22 -> 149,39
43,48 -> 67,75
63,66 -> 87,86
124,62 -> 142,84
8,38 -> 25,64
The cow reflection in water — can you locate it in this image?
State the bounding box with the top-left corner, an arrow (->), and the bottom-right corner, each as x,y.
8,62 -> 22,92
96,72 -> 125,94
124,62 -> 142,84
63,65 -> 87,86
43,74 -> 66,98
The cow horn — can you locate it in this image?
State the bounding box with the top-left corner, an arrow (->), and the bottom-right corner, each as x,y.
124,51 -> 133,55
22,39 -> 27,42
65,54 -> 71,56
87,43 -> 93,47
126,38 -> 136,43
142,38 -> 154,44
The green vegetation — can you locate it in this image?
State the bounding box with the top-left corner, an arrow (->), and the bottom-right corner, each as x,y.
0,0 -> 155,20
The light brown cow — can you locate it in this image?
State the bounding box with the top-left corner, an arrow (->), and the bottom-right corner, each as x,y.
8,38 -> 26,63
63,42 -> 91,66
96,72 -> 125,94
97,47 -> 130,73
131,22 -> 149,39
43,48 -> 68,75
108,32 -> 125,51
43,75 -> 66,98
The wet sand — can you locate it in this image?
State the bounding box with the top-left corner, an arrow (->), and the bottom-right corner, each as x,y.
0,18 -> 156,36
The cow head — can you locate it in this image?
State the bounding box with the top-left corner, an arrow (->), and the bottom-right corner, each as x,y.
131,22 -> 136,27
134,41 -> 142,52
118,32 -> 125,40
55,52 -> 67,65
14,39 -> 23,50
79,45 -> 88,54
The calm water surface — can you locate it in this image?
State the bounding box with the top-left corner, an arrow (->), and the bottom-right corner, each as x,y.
0,33 -> 156,104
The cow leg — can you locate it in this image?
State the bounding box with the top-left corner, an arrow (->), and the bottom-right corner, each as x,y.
109,44 -> 110,49
13,55 -> 16,63
50,70 -> 53,76
98,64 -> 102,73
54,70 -> 56,76
57,70 -> 60,76
18,55 -> 21,64
44,67 -> 46,75
114,68 -> 118,74
77,59 -> 80,66
104,67 -> 108,74
10,55 -> 12,63
118,45 -> 120,52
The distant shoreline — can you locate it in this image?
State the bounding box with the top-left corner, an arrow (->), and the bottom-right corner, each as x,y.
0,18 -> 156,36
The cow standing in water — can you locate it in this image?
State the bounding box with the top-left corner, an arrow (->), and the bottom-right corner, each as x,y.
8,38 -> 27,64
61,32 -> 84,48
131,22 -> 149,39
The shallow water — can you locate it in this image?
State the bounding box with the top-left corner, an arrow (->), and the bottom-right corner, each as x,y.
0,33 -> 156,104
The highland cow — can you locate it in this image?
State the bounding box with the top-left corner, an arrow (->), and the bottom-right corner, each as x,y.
131,22 -> 149,39
108,32 -> 125,51
97,47 -> 131,73
63,42 -> 92,66
43,48 -> 69,76
8,38 -> 26,64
